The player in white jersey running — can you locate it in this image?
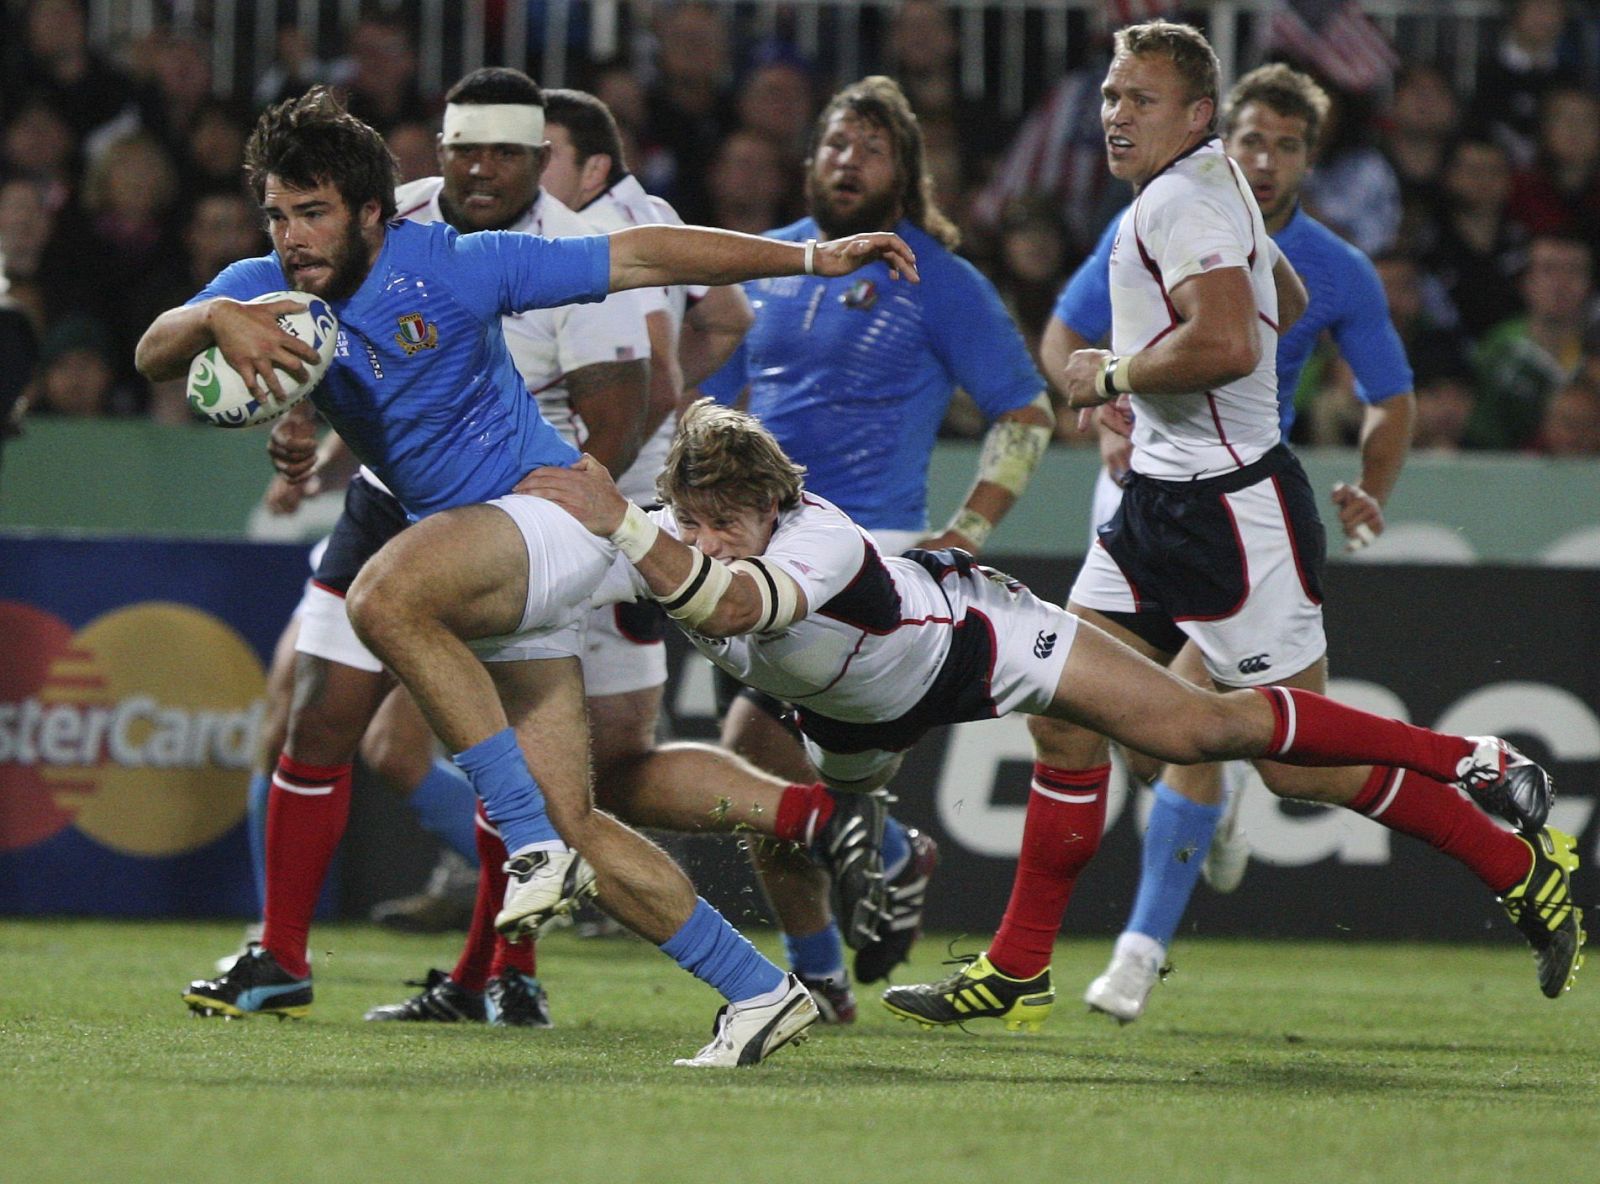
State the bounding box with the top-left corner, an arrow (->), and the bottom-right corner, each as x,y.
517,398 -> 1560,1040
883,21 -> 1579,1030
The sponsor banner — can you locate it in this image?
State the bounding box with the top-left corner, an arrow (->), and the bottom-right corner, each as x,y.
0,537 -> 310,916
665,561 -> 1600,942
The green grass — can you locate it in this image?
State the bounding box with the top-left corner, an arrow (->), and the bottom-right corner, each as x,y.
2,920 -> 1595,1184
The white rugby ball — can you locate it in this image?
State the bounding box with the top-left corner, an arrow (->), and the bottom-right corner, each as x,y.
185,292 -> 339,428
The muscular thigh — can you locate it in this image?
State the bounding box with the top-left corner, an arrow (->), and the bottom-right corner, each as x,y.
588,685 -> 664,786
486,656 -> 594,818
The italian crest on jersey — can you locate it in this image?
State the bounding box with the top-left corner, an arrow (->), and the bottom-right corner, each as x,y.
394,312 -> 438,355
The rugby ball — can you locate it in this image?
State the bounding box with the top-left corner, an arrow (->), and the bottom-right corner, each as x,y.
185,292 -> 338,428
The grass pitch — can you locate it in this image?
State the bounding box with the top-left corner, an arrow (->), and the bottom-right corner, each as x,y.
2,920 -> 1596,1184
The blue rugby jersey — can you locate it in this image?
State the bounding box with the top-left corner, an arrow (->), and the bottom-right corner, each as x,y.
1052,205 -> 1413,435
190,219 -> 610,518
700,218 -> 1044,534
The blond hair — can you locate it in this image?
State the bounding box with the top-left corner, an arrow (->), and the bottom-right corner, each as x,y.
658,399 -> 806,515
1113,21 -> 1221,131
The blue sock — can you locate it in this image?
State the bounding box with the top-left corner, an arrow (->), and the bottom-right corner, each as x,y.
784,922 -> 846,981
1126,781 -> 1223,948
246,769 -> 271,914
662,898 -> 786,1003
408,757 -> 480,862
453,729 -> 561,853
881,815 -> 910,878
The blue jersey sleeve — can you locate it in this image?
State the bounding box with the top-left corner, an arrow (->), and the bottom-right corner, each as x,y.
1050,213 -> 1120,342
1330,252 -> 1414,404
445,230 -> 612,321
920,252 -> 1044,418
699,336 -> 749,405
186,257 -> 290,305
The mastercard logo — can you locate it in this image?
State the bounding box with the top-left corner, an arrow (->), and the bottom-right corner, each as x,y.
0,600 -> 264,857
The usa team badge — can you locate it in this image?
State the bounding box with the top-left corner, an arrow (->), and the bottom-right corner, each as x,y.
395,312 -> 439,355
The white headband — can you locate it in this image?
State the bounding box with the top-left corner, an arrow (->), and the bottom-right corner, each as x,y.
441,103 -> 545,147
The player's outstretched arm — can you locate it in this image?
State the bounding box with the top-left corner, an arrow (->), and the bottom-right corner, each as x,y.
517,456 -> 808,638
136,298 -> 321,401
606,225 -> 919,293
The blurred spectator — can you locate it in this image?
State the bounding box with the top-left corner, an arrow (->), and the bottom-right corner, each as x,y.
1470,0 -> 1577,168
29,314 -> 131,417
886,0 -> 1005,179
2,0 -> 138,141
0,176 -> 56,334
1536,380 -> 1600,454
991,196 -> 1075,362
178,98 -> 253,199
337,12 -> 435,136
1379,65 -> 1459,248
1471,234 -> 1595,448
3,96 -> 80,209
1507,87 -> 1600,259
127,191 -> 266,422
387,120 -> 439,185
80,133 -> 182,393
706,128 -> 790,234
590,59 -> 661,189
735,57 -> 816,173
133,28 -> 214,154
1300,86 -> 1401,255
1374,248 -> 1464,344
645,2 -> 738,223
254,24 -> 341,109
1407,331 -> 1479,452
1420,137 -> 1530,339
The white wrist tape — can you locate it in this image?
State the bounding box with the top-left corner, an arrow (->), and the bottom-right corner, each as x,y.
946,506 -> 994,550
441,103 -> 545,146
803,239 -> 817,275
657,549 -> 734,629
608,502 -> 660,563
728,557 -> 802,632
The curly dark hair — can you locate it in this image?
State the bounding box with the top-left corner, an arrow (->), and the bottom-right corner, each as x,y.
244,86 -> 398,221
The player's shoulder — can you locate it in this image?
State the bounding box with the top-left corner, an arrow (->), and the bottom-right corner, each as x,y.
645,194 -> 686,228
1146,141 -> 1239,209
394,177 -> 443,222
533,191 -> 599,238
765,217 -> 814,244
1282,209 -> 1380,280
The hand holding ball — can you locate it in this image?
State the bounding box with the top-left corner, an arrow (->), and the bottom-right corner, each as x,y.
186,292 -> 338,428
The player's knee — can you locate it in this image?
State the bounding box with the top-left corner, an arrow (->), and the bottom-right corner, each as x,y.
1189,693 -> 1257,764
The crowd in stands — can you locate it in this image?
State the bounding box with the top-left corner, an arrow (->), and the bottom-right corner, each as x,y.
2,0 -> 1599,457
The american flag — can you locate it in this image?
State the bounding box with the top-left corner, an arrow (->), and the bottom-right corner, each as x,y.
1270,0 -> 1399,93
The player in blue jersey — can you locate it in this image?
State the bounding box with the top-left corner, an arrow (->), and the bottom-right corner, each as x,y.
697,76 -> 1055,1016
134,87 -> 918,1066
1043,64 -> 1420,1022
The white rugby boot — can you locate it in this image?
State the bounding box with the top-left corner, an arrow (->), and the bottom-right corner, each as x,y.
1084,934 -> 1167,1024
1201,764 -> 1251,894
494,848 -> 598,939
674,974 -> 820,1068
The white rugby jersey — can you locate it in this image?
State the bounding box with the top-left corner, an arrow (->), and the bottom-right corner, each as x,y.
578,174 -> 709,502
593,494 -> 954,721
392,177 -> 651,449
1110,138 -> 1281,478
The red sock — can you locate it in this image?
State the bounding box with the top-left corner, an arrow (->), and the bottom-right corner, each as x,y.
261,754 -> 352,979
452,805 -> 506,993
489,934 -> 537,980
1349,766 -> 1532,893
773,782 -> 835,844
1256,687 -> 1475,783
988,764 -> 1109,980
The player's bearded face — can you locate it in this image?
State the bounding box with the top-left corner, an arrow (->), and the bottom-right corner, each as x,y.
264,177 -> 374,302
1101,53 -> 1214,189
807,112 -> 903,237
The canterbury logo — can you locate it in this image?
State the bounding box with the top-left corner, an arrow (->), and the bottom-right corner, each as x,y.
1033,631 -> 1057,659
1237,653 -> 1272,675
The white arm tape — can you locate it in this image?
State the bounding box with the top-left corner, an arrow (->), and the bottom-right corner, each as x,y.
727,557 -> 802,632
976,392 -> 1054,497
656,548 -> 734,628
608,501 -> 661,563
